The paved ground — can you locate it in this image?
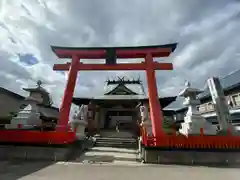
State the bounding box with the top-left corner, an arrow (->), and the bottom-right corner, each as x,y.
1,146 -> 240,180
0,161 -> 240,180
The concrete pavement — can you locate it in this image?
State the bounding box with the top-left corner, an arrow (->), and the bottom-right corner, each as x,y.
0,161 -> 240,180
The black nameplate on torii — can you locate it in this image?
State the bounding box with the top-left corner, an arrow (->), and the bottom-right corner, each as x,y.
105,48 -> 117,65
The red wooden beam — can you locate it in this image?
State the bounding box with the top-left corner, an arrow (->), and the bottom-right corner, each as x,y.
53,62 -> 173,71
116,48 -> 172,58
55,49 -> 106,59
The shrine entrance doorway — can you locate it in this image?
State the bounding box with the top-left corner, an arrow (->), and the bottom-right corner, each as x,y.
102,110 -> 139,138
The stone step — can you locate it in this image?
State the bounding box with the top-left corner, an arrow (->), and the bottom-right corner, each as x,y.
95,142 -> 137,149
91,146 -> 137,153
95,140 -> 137,145
71,146 -> 140,164
95,137 -> 138,149
56,160 -> 144,166
96,137 -> 137,142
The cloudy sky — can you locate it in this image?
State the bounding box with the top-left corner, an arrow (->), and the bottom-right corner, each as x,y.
0,0 -> 240,108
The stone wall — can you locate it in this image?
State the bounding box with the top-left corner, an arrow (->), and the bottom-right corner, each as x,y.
141,145 -> 240,165
0,145 -> 73,161
0,139 -> 94,162
0,93 -> 23,118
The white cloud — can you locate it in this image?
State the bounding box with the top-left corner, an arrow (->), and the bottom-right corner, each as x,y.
0,0 -> 239,110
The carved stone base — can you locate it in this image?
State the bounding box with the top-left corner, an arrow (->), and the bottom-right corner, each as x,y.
141,121 -> 152,136
179,115 -> 217,136
70,121 -> 87,140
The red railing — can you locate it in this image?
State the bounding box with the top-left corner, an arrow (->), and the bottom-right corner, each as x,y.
0,130 -> 76,145
0,125 -> 76,145
140,126 -> 240,149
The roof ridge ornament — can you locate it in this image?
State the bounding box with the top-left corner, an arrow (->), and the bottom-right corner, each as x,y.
37,80 -> 42,87
185,80 -> 191,88
106,76 -> 142,85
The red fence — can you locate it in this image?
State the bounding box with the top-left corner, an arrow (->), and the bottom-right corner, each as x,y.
0,130 -> 76,145
140,126 -> 240,149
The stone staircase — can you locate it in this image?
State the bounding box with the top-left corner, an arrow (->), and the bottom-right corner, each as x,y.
71,146 -> 141,165
94,137 -> 138,149
66,132 -> 141,165
93,130 -> 138,149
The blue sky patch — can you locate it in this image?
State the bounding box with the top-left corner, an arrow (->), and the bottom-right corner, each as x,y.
18,53 -> 39,66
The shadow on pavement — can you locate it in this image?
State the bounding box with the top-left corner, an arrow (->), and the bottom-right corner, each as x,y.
0,160 -> 54,180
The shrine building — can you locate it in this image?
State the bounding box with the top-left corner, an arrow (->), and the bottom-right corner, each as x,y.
72,77 -> 176,137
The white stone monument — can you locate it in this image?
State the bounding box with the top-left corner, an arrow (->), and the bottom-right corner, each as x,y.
179,81 -> 217,136
207,77 -> 238,135
69,105 -> 88,140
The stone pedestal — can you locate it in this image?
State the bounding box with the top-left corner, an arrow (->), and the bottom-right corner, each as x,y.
179,82 -> 217,136
139,120 -> 152,153
141,120 -> 152,136
5,101 -> 41,129
139,103 -> 152,136
70,120 -> 87,140
180,114 -> 217,135
69,105 -> 88,140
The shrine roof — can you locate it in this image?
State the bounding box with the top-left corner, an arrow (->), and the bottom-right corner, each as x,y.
38,104 -> 59,119
72,95 -> 177,108
198,69 -> 240,100
104,84 -> 145,95
0,87 -> 25,100
163,97 -> 186,111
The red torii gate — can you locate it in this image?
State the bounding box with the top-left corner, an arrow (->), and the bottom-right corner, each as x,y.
1,43 -> 240,149
52,44 -> 178,138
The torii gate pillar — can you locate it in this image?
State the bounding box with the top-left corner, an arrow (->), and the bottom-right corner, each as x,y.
57,55 -> 79,131
145,54 -> 164,136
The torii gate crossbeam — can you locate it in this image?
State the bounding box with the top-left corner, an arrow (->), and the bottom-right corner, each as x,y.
52,44 -> 178,138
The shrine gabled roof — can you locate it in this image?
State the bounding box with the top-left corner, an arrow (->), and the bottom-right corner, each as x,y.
72,95 -> 177,108
104,84 -> 145,95
163,97 -> 186,111
51,43 -> 178,59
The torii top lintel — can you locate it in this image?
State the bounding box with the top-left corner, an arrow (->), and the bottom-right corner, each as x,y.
51,43 -> 177,59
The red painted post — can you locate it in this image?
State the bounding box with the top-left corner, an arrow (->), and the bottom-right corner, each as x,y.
145,54 -> 165,139
200,128 -> 203,136
17,124 -> 22,129
56,55 -> 79,131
